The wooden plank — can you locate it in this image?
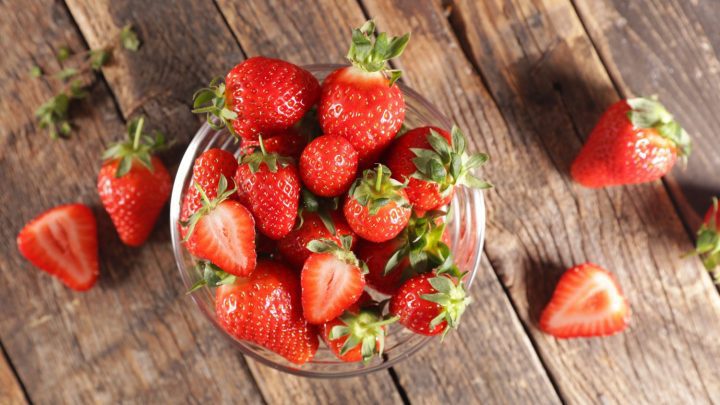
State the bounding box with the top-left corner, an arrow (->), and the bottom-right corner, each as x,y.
572,0 -> 720,231
364,0 -> 720,403
0,350 -> 27,405
0,1 -> 264,403
216,0 -> 562,403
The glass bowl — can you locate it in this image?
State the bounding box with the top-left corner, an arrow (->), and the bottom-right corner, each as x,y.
170,64 -> 486,378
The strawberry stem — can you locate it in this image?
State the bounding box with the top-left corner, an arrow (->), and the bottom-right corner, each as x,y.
132,116 -> 144,150
375,164 -> 383,192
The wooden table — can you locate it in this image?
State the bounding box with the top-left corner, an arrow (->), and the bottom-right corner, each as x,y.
2,0 -> 720,403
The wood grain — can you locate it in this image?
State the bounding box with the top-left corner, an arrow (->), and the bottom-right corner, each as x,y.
0,349 -> 26,405
365,0 -> 720,402
572,0 -> 720,232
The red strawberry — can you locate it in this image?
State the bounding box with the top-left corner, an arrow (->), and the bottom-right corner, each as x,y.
213,260 -> 319,365
571,97 -> 691,188
320,295 -> 398,363
17,204 -> 99,291
356,237 -> 408,295
343,165 -> 411,243
183,176 -> 256,277
278,210 -> 355,269
693,197 -> 720,281
193,57 -> 320,141
301,237 -> 366,324
539,263 -> 631,339
319,21 -> 408,166
98,117 -> 171,246
390,271 -> 470,336
234,143 -> 300,240
300,135 -> 358,197
240,129 -> 307,160
386,125 -> 491,211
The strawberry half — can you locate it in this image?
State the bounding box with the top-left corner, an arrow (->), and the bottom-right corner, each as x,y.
539,263 -> 631,339
17,204 -> 99,291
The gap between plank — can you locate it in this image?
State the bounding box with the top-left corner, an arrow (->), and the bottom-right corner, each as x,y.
0,340 -> 32,405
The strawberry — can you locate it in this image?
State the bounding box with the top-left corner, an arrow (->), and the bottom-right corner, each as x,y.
278,210 -> 355,269
17,204 -> 99,291
240,129 -> 307,160
691,197 -> 720,281
385,125 -> 491,211
301,236 -> 366,324
356,237 -> 408,295
234,140 -> 300,240
193,57 -> 320,141
571,97 -> 691,188
320,295 -> 398,363
300,135 -> 358,197
97,117 -> 171,246
539,263 -> 631,339
182,176 -> 256,277
319,20 -> 409,166
343,165 -> 411,243
390,271 -> 470,336
211,260 -> 319,365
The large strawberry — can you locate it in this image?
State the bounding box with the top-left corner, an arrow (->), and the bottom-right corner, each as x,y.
319,20 -> 409,166
390,270 -> 470,337
571,97 -> 691,188
234,140 -> 300,240
691,197 -> 720,282
17,204 -> 99,291
193,57 -> 320,141
278,210 -> 355,269
386,125 -> 491,211
539,263 -> 630,338
98,117 -> 171,246
300,135 -> 358,197
343,165 -> 411,243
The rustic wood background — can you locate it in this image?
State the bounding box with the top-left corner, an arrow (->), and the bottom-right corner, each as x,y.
1,0 -> 719,403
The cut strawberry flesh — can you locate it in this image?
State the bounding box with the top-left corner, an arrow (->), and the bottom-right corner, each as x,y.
301,253 -> 365,324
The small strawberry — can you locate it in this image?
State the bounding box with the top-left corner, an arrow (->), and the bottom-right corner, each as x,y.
17,204 -> 99,291
385,125 -> 491,211
691,197 -> 720,282
571,97 -> 691,188
193,57 -> 320,141
234,139 -> 300,240
211,260 -> 319,365
278,210 -> 355,269
343,165 -> 411,243
390,270 -> 470,336
320,295 -> 398,363
319,20 -> 409,166
301,236 -> 366,324
97,117 -> 171,246
182,176 -> 257,277
539,263 -> 631,339
356,237 -> 408,295
300,135 -> 358,197
240,129 -> 307,160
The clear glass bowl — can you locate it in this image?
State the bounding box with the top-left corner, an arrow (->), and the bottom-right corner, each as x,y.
170,64 -> 486,378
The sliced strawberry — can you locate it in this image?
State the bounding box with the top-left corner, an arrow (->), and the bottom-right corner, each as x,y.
539,263 -> 631,339
17,204 -> 99,291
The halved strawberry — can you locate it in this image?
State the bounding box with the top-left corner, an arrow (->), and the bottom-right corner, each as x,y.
17,204 -> 99,291
539,263 -> 631,339
301,236 -> 366,324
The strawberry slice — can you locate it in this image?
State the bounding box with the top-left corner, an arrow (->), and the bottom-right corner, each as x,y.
539,263 -> 630,338
301,236 -> 366,324
17,204 -> 99,291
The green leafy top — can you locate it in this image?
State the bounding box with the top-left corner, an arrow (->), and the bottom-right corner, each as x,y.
187,261 -> 237,293
181,174 -> 237,241
411,126 -> 492,193
384,210 -> 454,277
296,188 -> 340,234
348,164 -> 410,216
307,235 -> 367,273
692,197 -> 720,282
192,78 -> 238,135
328,305 -> 399,363
239,136 -> 294,174
346,19 -> 410,86
102,116 -> 165,177
626,97 -> 692,158
421,271 -> 472,339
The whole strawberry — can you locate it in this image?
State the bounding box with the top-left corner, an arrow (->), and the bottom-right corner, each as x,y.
278,210 -> 355,269
390,271 -> 471,336
300,135 -> 358,197
319,20 -> 409,166
98,117 -> 171,246
571,97 -> 691,188
692,197 -> 720,281
343,165 -> 411,243
193,57 -> 320,141
234,140 -> 300,240
386,125 -> 490,211
240,128 -> 307,160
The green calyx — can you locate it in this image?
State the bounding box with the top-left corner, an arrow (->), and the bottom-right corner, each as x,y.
626,97 -> 692,158
348,164 -> 410,216
384,210 -> 453,276
102,116 -> 165,177
192,77 -> 239,136
328,308 -> 399,363
296,188 -> 340,234
346,19 -> 410,86
306,236 -> 367,273
421,271 -> 472,339
240,136 -> 294,174
693,197 -> 720,282
181,174 -> 237,242
187,261 -> 237,294
411,126 -> 492,193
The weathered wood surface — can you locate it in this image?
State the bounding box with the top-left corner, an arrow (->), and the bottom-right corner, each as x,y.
0,350 -> 26,405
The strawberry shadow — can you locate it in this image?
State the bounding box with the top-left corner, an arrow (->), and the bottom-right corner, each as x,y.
524,259 -> 566,326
